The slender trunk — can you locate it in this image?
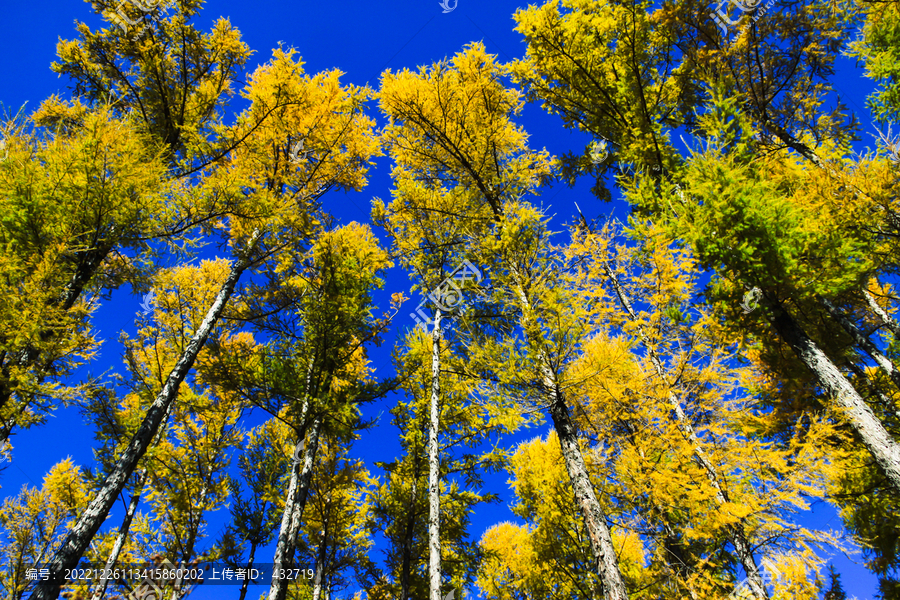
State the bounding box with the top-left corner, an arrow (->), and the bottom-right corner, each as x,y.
91,404 -> 174,600
89,470 -> 148,600
864,289 -> 900,337
267,414 -> 323,600
168,482 -> 209,600
312,526 -> 328,600
32,231 -> 259,600
237,541 -> 258,600
428,309 -> 442,600
266,367 -> 313,600
400,479 -> 417,600
325,537 -> 337,600
509,268 -> 628,599
603,264 -> 768,598
545,373 -> 629,600
769,302 -> 900,491
606,265 -> 768,597
822,297 -> 900,392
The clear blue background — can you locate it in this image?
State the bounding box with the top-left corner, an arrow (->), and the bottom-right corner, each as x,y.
0,1 -> 882,598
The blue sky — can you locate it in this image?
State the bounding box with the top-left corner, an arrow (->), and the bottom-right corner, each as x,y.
0,0 -> 886,598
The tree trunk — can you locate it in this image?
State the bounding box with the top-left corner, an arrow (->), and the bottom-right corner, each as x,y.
267,414 -> 323,600
400,480 -> 417,600
603,263 -> 768,599
509,267 -> 628,599
769,302 -> 900,491
32,231 -> 260,600
545,372 -> 629,600
822,297 -> 900,392
88,470 -> 148,600
428,309 -> 443,600
863,289 -> 900,337
237,541 -> 258,600
312,528 -> 328,600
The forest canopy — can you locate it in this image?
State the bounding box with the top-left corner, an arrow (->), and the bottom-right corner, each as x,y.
0,0 -> 898,599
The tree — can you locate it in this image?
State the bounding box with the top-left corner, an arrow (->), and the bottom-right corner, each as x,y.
0,460 -> 88,600
823,565 -> 847,600
219,419 -> 291,600
204,222 -> 392,600
0,0 -> 259,447
295,438 -> 376,600
0,104 -> 168,446
31,16 -> 380,592
375,42 -> 550,600
507,2 -> 900,589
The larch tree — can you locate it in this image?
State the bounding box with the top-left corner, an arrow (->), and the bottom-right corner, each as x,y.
463,201 -> 631,599
0,104 -> 168,448
374,42 -> 550,600
509,3 -> 900,592
0,0 -> 258,449
295,437 -> 376,600
31,24 -> 380,594
0,460 -> 88,600
218,419 -> 292,600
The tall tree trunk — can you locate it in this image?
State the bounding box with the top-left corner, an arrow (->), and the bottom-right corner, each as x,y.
267,414 -> 323,600
863,289 -> 900,337
168,482 -> 209,600
312,527 -> 328,600
89,470 -> 148,600
545,369 -> 629,600
428,309 -> 443,600
509,269 -> 628,600
768,301 -> 900,491
237,541 -> 258,600
603,264 -> 768,600
400,479 -> 418,600
31,230 -> 260,600
822,297 -> 900,391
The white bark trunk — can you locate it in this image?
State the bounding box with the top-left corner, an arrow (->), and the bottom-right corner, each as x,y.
769,302 -> 900,492
32,230 -> 260,600
428,308 -> 443,600
88,470 -> 148,600
509,268 -> 628,599
545,369 -> 629,600
312,528 -> 327,600
267,415 -> 323,600
863,289 -> 900,337
603,264 -> 768,598
822,297 -> 900,392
